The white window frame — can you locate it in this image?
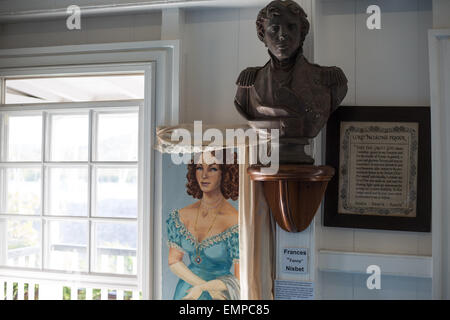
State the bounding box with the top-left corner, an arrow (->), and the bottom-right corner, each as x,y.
0,41 -> 180,300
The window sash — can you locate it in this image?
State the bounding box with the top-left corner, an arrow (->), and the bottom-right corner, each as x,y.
0,73 -> 150,292
0,104 -> 141,275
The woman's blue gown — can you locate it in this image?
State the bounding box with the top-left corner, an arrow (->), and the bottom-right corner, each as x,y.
166,209 -> 239,300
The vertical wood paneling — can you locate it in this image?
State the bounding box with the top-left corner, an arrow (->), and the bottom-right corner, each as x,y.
319,271 -> 354,300
85,15 -> 133,43
315,0 -> 356,106
353,274 -> 418,300
432,0 -> 450,28
417,0 -> 433,106
0,12 -> 161,49
416,277 -> 432,300
183,8 -> 241,124
316,0 -> 432,299
320,227 -> 355,252
354,229 -> 419,255
236,7 -> 267,72
355,0 -> 421,106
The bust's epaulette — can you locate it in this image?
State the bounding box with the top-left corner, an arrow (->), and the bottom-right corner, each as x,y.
236,67 -> 262,87
321,66 -> 347,87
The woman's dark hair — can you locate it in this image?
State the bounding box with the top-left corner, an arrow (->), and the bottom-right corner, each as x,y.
256,0 -> 310,50
186,151 -> 239,201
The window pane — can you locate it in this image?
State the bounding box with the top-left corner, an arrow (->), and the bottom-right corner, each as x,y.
93,167 -> 137,218
49,113 -> 88,161
95,112 -> 138,161
46,167 -> 88,216
6,115 -> 42,161
5,74 -> 144,104
3,219 -> 41,268
93,222 -> 137,275
48,221 -> 88,272
5,168 -> 41,215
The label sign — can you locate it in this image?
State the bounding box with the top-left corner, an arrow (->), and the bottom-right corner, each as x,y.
281,248 -> 308,274
275,280 -> 314,300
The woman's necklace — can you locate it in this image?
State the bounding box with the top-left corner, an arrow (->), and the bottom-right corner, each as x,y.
193,198 -> 223,264
199,195 -> 223,217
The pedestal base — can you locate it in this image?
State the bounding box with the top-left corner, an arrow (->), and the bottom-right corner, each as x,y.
248,164 -> 335,232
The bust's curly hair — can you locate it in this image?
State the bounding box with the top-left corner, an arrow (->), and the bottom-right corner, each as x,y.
256,0 -> 310,52
186,151 -> 239,201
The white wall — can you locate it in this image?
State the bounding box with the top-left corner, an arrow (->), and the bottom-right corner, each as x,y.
0,12 -> 161,49
315,0 -> 433,299
432,0 -> 450,28
181,7 -> 266,124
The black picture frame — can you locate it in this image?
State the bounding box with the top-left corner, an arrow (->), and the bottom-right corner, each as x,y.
324,106 -> 431,232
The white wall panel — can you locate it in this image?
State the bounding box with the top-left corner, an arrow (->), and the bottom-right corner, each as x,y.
353,274 -> 418,300
320,272 -> 431,300
319,227 -> 355,252
183,8 -> 248,124
236,8 -> 267,72
355,0 -> 424,106
416,278 -> 432,300
417,232 -> 433,256
315,0 -> 356,105
316,0 -> 433,300
0,12 -> 162,49
418,0 -> 433,105
353,229 -> 419,255
317,0 -> 432,258
432,0 -> 450,28
319,271 -> 354,300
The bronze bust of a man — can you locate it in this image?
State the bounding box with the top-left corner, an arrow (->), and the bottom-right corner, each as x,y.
235,0 -> 348,163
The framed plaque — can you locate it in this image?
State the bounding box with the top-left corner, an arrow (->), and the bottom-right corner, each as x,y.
324,106 -> 431,232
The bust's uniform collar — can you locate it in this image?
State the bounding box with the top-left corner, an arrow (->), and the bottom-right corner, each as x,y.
251,50 -> 317,117
268,48 -> 304,71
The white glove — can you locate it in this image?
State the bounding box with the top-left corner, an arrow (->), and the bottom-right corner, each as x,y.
169,261 -> 206,287
169,262 -> 228,300
199,279 -> 227,292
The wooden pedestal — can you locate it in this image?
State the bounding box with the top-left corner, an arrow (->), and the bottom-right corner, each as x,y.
248,165 -> 335,232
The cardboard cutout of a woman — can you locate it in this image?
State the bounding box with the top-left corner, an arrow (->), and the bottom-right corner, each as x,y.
167,151 -> 240,300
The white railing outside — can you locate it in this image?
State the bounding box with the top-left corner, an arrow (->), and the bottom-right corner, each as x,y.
1,245 -> 141,300
0,278 -> 141,300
